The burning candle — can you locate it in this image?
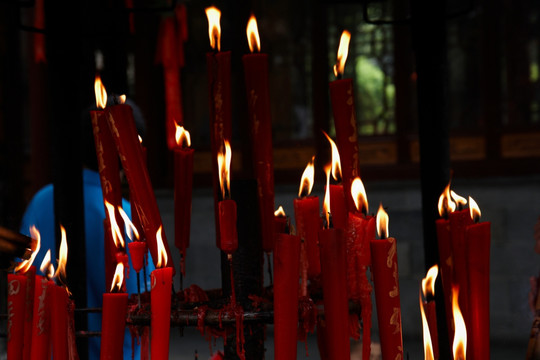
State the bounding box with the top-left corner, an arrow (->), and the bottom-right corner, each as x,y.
329,30 -> 359,214
293,156 -> 321,294
150,227 -> 173,360
452,286 -> 467,360
205,6 -> 232,250
105,96 -> 174,272
30,250 -> 54,360
50,226 -> 70,360
347,176 -> 374,360
323,131 -> 347,230
465,196 -> 490,360
173,123 -> 194,276
273,232 -> 301,360
101,262 -> 129,360
91,76 -> 125,289
7,271 -> 27,360
420,287 -> 435,360
217,140 -> 238,254
371,204 -> 403,360
318,164 -> 350,360
274,206 -> 289,236
242,14 -> 276,254
421,265 -> 439,360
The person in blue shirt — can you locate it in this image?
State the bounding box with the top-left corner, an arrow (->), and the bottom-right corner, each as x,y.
19,97 -> 154,359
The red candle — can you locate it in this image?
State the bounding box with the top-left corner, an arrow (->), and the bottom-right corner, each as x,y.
22,265 -> 36,360
317,165 -> 350,360
105,102 -> 174,271
50,285 -> 69,360
101,262 -> 129,360
128,241 -> 147,274
465,197 -> 491,360
151,227 -> 173,360
371,204 -> 403,360
293,157 -> 321,285
7,273 -> 28,360
173,124 -> 194,275
323,131 -> 348,230
273,206 -> 289,237
329,31 -> 359,214
30,275 -> 51,360
242,15 -> 275,253
205,6 -> 232,250
217,140 -> 238,254
273,233 -> 301,360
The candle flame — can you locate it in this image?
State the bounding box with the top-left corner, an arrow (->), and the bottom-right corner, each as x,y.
94,74 -> 107,109
322,131 -> 342,182
451,190 -> 467,208
376,203 -> 389,239
118,206 -> 140,242
175,122 -> 191,147
274,205 -> 286,217
118,94 -> 126,104
421,264 -> 438,299
420,290 -> 435,360
110,261 -> 125,292
323,164 -> 332,228
15,225 -> 41,273
298,156 -> 315,198
138,135 -> 143,145
40,249 -> 55,280
217,140 -> 232,199
105,200 -> 125,249
452,286 -> 467,360
54,225 -> 69,289
469,196 -> 481,222
438,181 -> 456,218
156,226 -> 167,268
333,30 -> 351,77
351,176 -> 368,214
246,15 -> 261,53
206,6 -> 221,51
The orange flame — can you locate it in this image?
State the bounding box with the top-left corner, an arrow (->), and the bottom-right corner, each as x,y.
451,190 -> 467,208
376,203 -> 389,239
274,206 -> 286,217
118,206 -> 140,242
105,200 -> 125,249
246,15 -> 261,53
452,286 -> 467,360
205,6 -> 221,51
217,140 -> 232,199
40,249 -> 55,280
138,135 -> 143,145
156,226 -> 168,268
298,156 -> 315,198
469,196 -> 481,222
94,74 -> 107,109
438,181 -> 456,217
421,265 -> 438,299
110,262 -> 125,292
175,122 -> 191,147
420,290 -> 435,360
351,176 -> 368,214
15,225 -> 41,273
54,225 -> 69,288
323,164 -> 332,228
333,30 -> 351,77
118,94 -> 126,104
322,131 -> 342,182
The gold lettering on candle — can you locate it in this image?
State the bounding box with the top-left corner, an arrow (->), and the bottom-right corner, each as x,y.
8,279 -> 21,295
7,300 -> 14,341
151,274 -> 156,290
107,114 -> 121,138
390,307 -> 401,335
387,239 -> 396,268
37,279 -> 48,335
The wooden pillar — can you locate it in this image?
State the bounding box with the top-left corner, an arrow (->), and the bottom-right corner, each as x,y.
410,0 -> 451,359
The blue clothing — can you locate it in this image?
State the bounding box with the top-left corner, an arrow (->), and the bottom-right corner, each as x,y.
20,168 -> 154,359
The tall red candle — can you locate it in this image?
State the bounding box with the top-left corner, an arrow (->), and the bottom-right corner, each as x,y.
371,204 -> 403,360
242,15 -> 275,253
317,165 -> 350,360
465,197 -> 491,360
7,273 -> 28,360
323,131 -> 348,230
30,275 -> 51,360
329,31 -> 359,214
293,157 -> 321,283
273,206 -> 288,238
22,265 -> 36,360
217,140 -> 238,254
150,227 -> 173,360
273,233 -> 301,360
101,262 -> 129,360
105,102 -> 173,271
173,125 -> 194,275
206,6 -> 232,249
50,285 -> 69,360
